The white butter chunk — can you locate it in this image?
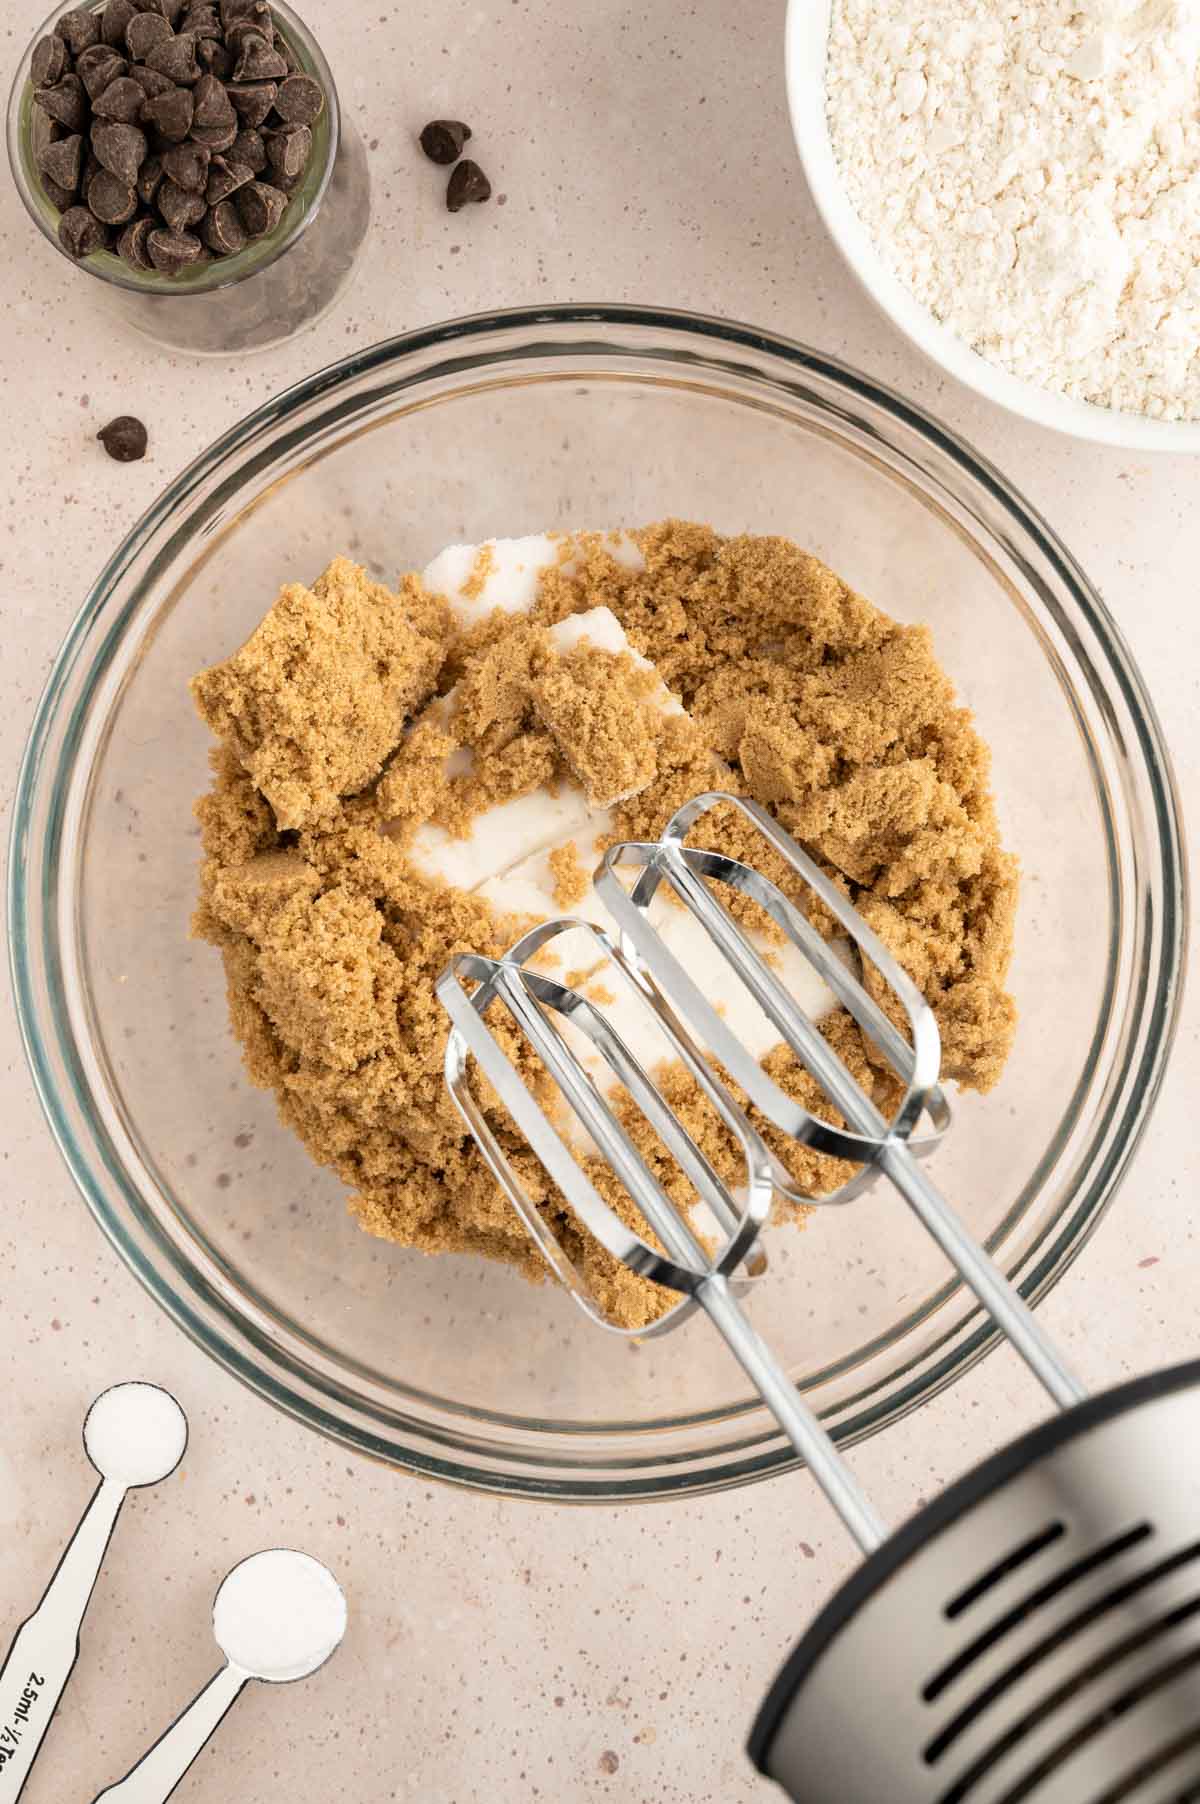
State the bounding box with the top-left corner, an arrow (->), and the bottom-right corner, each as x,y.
422,533 -> 645,632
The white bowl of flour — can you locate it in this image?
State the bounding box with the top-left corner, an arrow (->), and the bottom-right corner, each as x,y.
786,0 -> 1200,448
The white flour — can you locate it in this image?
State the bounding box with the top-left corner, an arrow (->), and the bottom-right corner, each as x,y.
826,0 -> 1200,419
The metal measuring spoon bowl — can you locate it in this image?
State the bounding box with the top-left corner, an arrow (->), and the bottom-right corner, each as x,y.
0,1383 -> 188,1801
92,1549 -> 348,1802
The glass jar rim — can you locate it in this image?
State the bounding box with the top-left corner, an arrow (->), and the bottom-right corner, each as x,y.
6,0 -> 341,297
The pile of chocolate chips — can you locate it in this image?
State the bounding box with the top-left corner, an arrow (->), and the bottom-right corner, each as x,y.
30,0 -> 325,274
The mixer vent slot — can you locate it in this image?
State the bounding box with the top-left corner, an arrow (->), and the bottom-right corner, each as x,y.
929,1589 -> 1200,1800
945,1522 -> 1067,1621
923,1523 -> 1154,1704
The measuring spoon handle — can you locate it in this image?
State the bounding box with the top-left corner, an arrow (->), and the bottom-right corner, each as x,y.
92,1665 -> 246,1804
0,1478 -> 126,1801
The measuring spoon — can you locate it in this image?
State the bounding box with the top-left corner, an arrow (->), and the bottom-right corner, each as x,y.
92,1549 -> 347,1803
0,1383 -> 188,1801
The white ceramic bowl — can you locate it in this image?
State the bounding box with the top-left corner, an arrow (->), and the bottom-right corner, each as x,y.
785,0 -> 1200,451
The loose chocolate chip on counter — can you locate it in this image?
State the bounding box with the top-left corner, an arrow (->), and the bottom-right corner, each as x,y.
157,173 -> 206,230
419,119 -> 470,165
272,73 -> 324,125
30,34 -> 68,87
264,121 -> 309,182
35,74 -> 87,132
201,195 -> 247,252
137,151 -> 164,202
230,125 -> 266,171
38,132 -> 83,193
127,62 -> 173,97
145,33 -> 201,81
125,9 -> 172,57
225,80 -> 276,125
56,8 -> 102,55
58,204 -> 110,256
88,166 -> 139,222
117,212 -> 156,267
91,119 -> 148,182
231,30 -> 287,81
41,172 -> 78,209
102,0 -> 139,47
446,158 -> 491,211
162,138 -> 210,189
97,414 -> 148,460
93,76 -> 148,122
236,176 -> 285,235
147,225 -> 202,270
142,83 -> 193,139
205,152 -> 252,202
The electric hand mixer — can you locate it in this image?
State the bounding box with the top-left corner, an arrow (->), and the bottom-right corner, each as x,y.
439,792 -> 1200,1804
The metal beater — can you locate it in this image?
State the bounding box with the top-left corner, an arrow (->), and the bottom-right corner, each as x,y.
439,792 -> 1200,1804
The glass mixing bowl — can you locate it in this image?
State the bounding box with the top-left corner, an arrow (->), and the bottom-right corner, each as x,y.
9,307 -> 1186,1500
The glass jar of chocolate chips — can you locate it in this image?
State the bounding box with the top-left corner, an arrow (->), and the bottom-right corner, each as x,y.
7,0 -> 369,353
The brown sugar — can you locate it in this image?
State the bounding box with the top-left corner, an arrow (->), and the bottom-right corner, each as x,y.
532,645 -> 661,807
190,556 -> 442,830
191,526 -> 1019,1330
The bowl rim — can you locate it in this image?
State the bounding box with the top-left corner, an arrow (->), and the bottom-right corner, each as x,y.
8,303 -> 1189,1499
783,0 -> 1200,451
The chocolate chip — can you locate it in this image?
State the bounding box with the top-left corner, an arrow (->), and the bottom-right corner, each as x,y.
41,172 -> 78,210
83,146 -> 103,186
56,8 -> 102,55
235,176 -> 285,234
142,83 -> 193,138
157,174 -> 206,229
201,195 -> 247,252
92,119 -> 148,181
77,46 -> 128,98
230,124 -> 266,171
196,36 -> 232,77
58,205 -> 111,256
125,9 -> 172,57
219,0 -> 269,25
181,3 -> 220,37
264,121 -> 309,182
88,166 -> 139,221
38,132 -> 83,193
102,0 -> 139,47
147,225 -> 202,270
35,75 -> 87,132
419,119 -> 470,165
224,11 -> 272,50
231,30 -> 286,81
162,138 -> 209,189
446,158 -> 491,211
146,33 -> 201,81
97,415 -> 148,460
116,212 -> 156,267
279,34 -> 297,71
225,80 -> 275,125
192,69 -> 232,125
127,62 -> 173,97
137,151 -> 164,201
204,152 -> 252,202
93,75 -> 147,122
272,73 -> 323,125
30,35 -> 68,88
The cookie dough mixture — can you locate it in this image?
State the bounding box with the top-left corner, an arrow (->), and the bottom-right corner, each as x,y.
191,523 -> 1018,1329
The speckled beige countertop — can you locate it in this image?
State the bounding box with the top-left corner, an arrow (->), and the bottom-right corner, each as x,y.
1,0 -> 1197,1798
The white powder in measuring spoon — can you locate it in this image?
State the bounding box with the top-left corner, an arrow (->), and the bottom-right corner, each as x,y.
213,1550 -> 347,1683
83,1383 -> 188,1488
826,0 -> 1200,420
